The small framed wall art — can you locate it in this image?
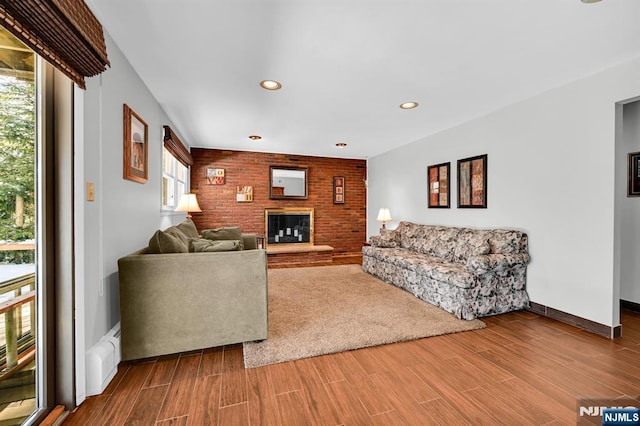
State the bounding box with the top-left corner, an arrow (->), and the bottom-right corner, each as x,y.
207,168 -> 225,185
457,154 -> 487,208
237,186 -> 253,202
428,162 -> 450,208
628,152 -> 640,197
123,104 -> 148,184
333,176 -> 345,204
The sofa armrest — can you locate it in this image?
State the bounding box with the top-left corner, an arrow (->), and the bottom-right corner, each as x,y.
369,229 -> 400,248
242,233 -> 257,250
466,253 -> 531,275
370,235 -> 394,248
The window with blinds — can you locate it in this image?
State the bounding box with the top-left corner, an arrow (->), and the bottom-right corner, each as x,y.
162,126 -> 191,210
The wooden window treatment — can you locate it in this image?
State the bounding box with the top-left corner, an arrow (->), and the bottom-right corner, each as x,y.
163,126 -> 193,167
0,0 -> 110,89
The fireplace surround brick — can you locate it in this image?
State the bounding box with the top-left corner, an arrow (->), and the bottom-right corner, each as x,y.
190,149 -> 367,256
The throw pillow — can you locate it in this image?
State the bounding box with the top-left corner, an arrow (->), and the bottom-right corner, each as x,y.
148,229 -> 188,254
165,226 -> 190,245
202,226 -> 244,249
189,238 -> 242,252
176,218 -> 199,239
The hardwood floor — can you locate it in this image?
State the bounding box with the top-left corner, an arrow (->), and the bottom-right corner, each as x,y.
65,297 -> 640,425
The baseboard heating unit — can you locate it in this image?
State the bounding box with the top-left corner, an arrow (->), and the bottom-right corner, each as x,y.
86,322 -> 121,396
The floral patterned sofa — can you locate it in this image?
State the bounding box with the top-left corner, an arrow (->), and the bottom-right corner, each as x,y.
362,221 -> 530,320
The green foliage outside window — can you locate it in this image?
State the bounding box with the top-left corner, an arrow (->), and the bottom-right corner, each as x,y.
0,76 -> 35,264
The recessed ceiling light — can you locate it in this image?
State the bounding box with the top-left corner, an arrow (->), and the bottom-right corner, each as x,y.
581,0 -> 602,3
336,142 -> 347,148
260,80 -> 282,90
400,102 -> 419,110
248,135 -> 262,141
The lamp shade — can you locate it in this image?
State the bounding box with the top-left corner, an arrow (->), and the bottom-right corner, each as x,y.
376,208 -> 392,222
175,193 -> 202,214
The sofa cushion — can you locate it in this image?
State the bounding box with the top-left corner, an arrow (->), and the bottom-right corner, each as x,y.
189,238 -> 242,252
425,226 -> 462,262
363,246 -> 475,288
362,246 -> 408,267
397,222 -> 460,262
404,225 -> 458,260
176,218 -> 199,239
452,229 -> 491,264
202,227 -> 244,249
398,221 -> 432,250
413,259 -> 475,289
148,229 -> 188,254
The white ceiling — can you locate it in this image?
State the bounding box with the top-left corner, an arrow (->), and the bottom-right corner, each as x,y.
86,0 -> 640,159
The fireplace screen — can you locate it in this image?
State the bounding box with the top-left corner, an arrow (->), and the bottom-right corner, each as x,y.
264,208 -> 314,246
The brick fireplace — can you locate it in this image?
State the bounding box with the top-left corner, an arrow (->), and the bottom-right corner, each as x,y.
190,148 -> 367,257
265,208 -> 314,247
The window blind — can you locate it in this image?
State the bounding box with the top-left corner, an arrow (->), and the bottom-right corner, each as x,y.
0,0 -> 110,89
163,126 -> 193,167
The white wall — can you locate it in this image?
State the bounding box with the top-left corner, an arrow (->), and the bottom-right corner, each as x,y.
81,33 -> 187,352
619,101 -> 640,304
368,55 -> 640,328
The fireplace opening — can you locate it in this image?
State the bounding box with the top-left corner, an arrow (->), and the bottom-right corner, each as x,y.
264,208 -> 314,246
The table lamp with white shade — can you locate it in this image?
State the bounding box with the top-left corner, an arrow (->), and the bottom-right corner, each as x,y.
376,207 -> 392,231
175,193 -> 202,218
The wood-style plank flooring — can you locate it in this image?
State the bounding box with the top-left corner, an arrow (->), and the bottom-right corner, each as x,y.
65,275 -> 640,425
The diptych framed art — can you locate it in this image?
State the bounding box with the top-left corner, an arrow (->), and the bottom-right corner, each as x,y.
428,162 -> 450,208
457,154 -> 487,208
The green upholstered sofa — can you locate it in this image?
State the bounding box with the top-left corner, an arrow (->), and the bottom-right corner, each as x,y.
117,221 -> 268,361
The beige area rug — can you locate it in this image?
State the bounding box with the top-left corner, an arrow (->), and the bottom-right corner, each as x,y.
243,264 -> 485,368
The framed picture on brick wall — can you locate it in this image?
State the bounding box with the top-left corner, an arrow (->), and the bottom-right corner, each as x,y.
236,186 -> 253,202
206,168 -> 225,185
334,176 -> 345,204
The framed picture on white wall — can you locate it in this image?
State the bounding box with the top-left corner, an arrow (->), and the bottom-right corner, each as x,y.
628,152 -> 640,197
123,104 -> 148,184
457,154 -> 487,208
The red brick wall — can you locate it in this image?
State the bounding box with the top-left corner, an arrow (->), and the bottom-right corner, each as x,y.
190,149 -> 367,255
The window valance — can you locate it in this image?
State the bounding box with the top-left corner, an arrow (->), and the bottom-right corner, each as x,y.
163,126 -> 193,167
0,0 -> 110,89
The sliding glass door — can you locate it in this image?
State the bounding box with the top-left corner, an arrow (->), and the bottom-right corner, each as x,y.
0,26 -> 38,424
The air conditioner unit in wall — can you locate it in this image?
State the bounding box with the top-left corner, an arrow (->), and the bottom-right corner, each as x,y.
86,322 -> 121,396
